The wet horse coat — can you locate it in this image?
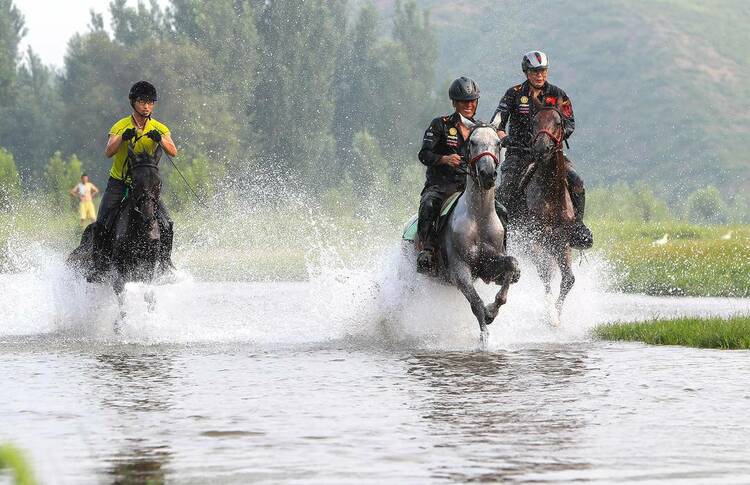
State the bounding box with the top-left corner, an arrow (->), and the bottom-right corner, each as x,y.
436,121 -> 521,338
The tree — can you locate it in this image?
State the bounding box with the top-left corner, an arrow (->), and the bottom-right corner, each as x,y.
686,185 -> 728,224
0,146 -> 20,208
43,152 -> 82,210
0,0 -> 24,103
253,0 -> 346,183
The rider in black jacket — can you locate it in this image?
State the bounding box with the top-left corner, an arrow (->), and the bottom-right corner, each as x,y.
491,51 -> 593,249
416,76 -> 480,274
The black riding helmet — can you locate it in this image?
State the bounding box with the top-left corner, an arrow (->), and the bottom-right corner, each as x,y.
448,76 -> 480,101
128,81 -> 158,105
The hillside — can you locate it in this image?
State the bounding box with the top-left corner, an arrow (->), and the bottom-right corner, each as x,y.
372,0 -> 749,199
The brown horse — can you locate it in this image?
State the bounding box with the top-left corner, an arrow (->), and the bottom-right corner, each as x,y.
520,96 -> 576,325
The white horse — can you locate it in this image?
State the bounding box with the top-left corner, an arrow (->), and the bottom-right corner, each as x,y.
435,120 -> 521,341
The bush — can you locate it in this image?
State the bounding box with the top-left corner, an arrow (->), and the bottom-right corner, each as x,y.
685,185 -> 728,224
0,147 -> 21,209
42,151 -> 82,210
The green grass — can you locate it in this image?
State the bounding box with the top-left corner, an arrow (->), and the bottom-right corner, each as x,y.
594,315 -> 750,349
0,444 -> 36,485
589,220 -> 750,297
2,197 -> 749,296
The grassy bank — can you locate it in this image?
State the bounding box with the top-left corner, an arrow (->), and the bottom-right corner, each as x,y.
594,316 -> 750,349
0,444 -> 36,485
589,220 -> 750,297
2,199 -> 748,296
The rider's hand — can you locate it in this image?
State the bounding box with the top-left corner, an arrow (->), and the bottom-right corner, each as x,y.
497,130 -> 507,139
121,128 -> 136,141
440,154 -> 463,168
145,129 -> 162,143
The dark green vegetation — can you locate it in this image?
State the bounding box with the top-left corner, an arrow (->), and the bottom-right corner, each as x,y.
0,0 -> 438,206
594,316 -> 750,349
414,0 -> 750,200
0,443 -> 36,485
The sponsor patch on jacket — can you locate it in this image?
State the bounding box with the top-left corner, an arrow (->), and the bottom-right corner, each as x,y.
520,96 -> 529,104
561,99 -> 573,118
545,96 -> 557,105
448,127 -> 457,136
518,103 -> 530,114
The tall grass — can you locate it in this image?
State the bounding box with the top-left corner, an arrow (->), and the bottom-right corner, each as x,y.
0,444 -> 36,485
594,316 -> 750,349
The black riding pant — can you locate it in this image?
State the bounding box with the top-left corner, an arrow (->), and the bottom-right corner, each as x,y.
418,183 -> 461,248
96,177 -> 171,227
93,177 -> 173,270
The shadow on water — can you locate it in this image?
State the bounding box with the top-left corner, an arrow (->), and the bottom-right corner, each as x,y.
405,348 -> 594,482
92,350 -> 177,484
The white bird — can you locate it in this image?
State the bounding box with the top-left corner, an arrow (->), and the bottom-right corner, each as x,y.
651,233 -> 669,246
720,230 -> 733,240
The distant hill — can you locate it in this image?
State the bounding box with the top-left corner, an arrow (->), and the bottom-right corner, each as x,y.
370,0 -> 750,199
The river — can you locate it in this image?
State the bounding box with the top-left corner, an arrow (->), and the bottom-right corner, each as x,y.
1,246 -> 748,484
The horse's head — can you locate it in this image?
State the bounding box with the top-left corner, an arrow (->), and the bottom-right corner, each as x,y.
127,147 -> 162,240
530,96 -> 564,163
463,119 -> 501,190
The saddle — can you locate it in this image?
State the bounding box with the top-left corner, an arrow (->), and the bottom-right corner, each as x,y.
402,192 -> 462,242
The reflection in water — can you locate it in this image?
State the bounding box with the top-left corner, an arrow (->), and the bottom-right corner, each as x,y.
406,349 -> 594,482
107,440 -> 172,485
93,350 -> 177,483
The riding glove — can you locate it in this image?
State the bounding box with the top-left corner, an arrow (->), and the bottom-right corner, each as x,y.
121,128 -> 137,141
145,129 -> 162,143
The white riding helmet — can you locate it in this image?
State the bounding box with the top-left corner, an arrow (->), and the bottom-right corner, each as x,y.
521,51 -> 549,72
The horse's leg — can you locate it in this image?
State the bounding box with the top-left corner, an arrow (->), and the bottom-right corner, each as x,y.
485,256 -> 521,324
453,265 -> 489,337
532,245 -> 559,326
555,246 -> 575,314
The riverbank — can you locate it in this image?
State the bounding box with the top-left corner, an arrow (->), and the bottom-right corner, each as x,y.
1,202 -> 748,296
594,315 -> 750,349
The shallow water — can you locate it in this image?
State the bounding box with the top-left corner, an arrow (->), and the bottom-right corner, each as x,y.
1,246 -> 749,484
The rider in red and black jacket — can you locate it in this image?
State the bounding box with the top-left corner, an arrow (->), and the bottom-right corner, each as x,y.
491,51 -> 592,249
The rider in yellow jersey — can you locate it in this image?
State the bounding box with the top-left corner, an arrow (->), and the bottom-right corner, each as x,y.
90,81 -> 178,280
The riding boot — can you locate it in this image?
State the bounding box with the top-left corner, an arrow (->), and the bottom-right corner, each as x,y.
87,223 -> 109,282
569,189 -> 593,249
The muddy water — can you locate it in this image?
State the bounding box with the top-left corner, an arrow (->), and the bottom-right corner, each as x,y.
1,247 -> 749,484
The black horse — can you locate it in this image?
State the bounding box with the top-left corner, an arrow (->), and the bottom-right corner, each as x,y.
68,147 -> 173,300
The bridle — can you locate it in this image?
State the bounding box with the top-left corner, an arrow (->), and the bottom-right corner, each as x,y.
459,123 -> 501,181
531,106 -> 564,151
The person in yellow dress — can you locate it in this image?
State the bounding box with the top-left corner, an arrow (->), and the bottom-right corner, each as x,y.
69,173 -> 99,227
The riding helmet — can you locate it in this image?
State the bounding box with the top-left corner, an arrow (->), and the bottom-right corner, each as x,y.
521,51 -> 549,73
448,76 -> 480,101
128,81 -> 158,103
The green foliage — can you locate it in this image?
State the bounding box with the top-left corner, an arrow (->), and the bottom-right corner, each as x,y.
166,153 -> 223,210
588,183 -> 671,222
685,185 -> 728,224
590,219 -> 750,297
43,152 -> 82,210
0,0 -> 25,102
0,146 -> 20,208
0,443 -> 36,485
594,316 -> 750,349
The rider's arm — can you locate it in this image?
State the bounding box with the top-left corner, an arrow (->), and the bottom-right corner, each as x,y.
105,134 -> 123,158
491,89 -> 514,137
559,89 -> 575,139
160,133 -> 177,157
418,119 -> 443,167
